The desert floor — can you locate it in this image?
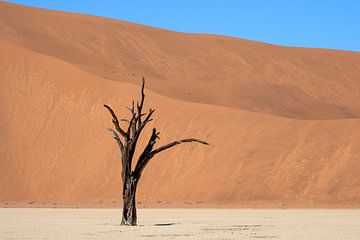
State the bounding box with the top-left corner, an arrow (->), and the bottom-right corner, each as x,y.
0,208 -> 359,239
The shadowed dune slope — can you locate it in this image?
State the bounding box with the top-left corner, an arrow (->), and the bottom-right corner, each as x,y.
1,39 -> 359,207
1,2 -> 360,120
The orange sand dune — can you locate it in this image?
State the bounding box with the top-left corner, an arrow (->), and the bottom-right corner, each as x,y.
1,2 -> 360,120
0,2 -> 359,207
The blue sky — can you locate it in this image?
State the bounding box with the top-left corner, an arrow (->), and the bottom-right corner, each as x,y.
6,0 -> 360,52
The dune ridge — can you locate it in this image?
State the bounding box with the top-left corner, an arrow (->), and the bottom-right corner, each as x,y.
0,2 -> 359,207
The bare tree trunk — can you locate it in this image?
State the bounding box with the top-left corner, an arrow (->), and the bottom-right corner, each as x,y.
121,176 -> 138,226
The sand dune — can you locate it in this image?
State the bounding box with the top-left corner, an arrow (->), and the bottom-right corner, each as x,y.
1,2 -> 360,120
0,2 -> 359,207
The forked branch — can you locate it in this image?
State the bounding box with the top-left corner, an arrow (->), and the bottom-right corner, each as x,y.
134,136 -> 209,179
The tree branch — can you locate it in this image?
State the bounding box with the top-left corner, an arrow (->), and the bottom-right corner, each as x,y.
137,77 -> 146,128
134,108 -> 155,140
133,128 -> 159,177
106,128 -> 124,151
133,136 -> 208,179
124,79 -> 152,175
107,127 -> 128,183
151,138 -> 209,156
103,104 -> 128,138
126,101 -> 137,137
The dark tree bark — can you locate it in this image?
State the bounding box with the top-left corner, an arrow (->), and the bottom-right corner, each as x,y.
104,77 -> 209,226
121,175 -> 138,225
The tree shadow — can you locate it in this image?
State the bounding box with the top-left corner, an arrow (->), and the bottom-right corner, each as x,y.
153,223 -> 177,226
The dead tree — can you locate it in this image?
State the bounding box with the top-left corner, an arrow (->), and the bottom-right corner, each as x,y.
104,77 -> 209,226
